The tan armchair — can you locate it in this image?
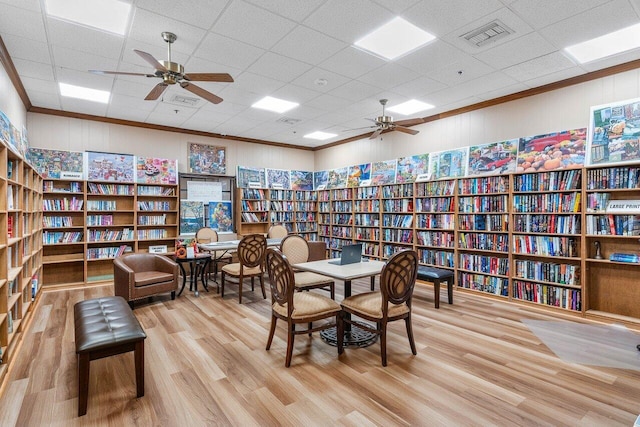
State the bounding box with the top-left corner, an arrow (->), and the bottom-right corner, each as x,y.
114,253 -> 179,309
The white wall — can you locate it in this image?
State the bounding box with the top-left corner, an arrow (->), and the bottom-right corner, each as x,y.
26,113 -> 315,173
0,59 -> 26,131
315,68 -> 640,170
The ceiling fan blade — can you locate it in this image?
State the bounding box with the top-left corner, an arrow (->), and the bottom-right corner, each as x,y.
394,126 -> 420,136
395,117 -> 424,127
145,83 -> 168,100
180,81 -> 223,104
369,128 -> 383,139
89,70 -> 157,77
134,49 -> 168,72
183,73 -> 234,82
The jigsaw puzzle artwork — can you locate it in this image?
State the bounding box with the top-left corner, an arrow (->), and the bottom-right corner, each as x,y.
189,143 -> 226,175
588,97 -> 640,166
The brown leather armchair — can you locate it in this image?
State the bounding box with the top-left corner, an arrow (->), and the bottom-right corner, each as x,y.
114,253 -> 179,309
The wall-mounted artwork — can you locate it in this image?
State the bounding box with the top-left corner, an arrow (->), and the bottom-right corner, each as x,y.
136,157 -> 178,184
0,111 -> 10,149
396,154 -> 429,183
371,159 -> 397,185
313,170 -> 329,189
346,163 -> 371,187
86,151 -> 135,182
518,128 -> 586,171
237,166 -> 265,188
588,97 -> 640,166
189,143 -> 226,175
290,170 -> 313,190
180,200 -> 204,235
20,125 -> 28,157
326,167 -> 348,189
266,168 -> 291,189
468,139 -> 518,176
429,148 -> 468,180
8,123 -> 19,155
209,200 -> 233,233
27,148 -> 84,179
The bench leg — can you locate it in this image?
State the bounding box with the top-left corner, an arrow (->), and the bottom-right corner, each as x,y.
434,279 -> 441,309
135,340 -> 145,398
78,353 -> 90,416
447,279 -> 453,305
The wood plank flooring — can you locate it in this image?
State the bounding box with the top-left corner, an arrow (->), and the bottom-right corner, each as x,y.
1,279 -> 639,426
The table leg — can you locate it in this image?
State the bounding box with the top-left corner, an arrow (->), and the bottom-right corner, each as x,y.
200,259 -> 210,293
191,261 -> 199,297
177,263 -> 188,296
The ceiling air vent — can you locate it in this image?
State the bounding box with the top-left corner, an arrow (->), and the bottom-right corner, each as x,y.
167,94 -> 201,107
276,117 -> 302,125
461,20 -> 513,47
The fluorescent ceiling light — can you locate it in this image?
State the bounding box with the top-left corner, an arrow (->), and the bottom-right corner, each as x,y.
45,0 -> 131,35
564,22 -> 640,64
252,96 -> 299,113
304,131 -> 337,140
387,99 -> 434,115
354,17 -> 436,60
59,82 -> 110,103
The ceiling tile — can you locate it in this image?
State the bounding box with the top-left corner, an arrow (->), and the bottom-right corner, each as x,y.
12,58 -> 55,81
476,82 -> 531,101
128,8 -> 206,55
395,40 -> 468,75
194,32 -> 265,69
522,66 -> 585,89
370,0 -> 422,13
428,56 -> 496,86
0,4 -> 46,42
243,0 -> 325,21
230,71 -> 284,96
108,93 -> 157,115
56,67 -> 114,91
246,52 -> 312,83
46,18 -> 125,60
136,0 -> 227,30
358,63 -> 420,91
305,94 -> 356,112
510,0 -> 615,30
211,0 -> 297,49
179,108 -> 234,131
0,34 -> 51,64
290,67 -> 351,93
270,84 -> 322,105
272,26 -> 347,67
51,45 -> 119,74
60,97 -> 109,116
108,108 -> 151,123
405,0 -> 504,37
391,76 -> 448,98
329,80 -> 383,103
112,78 -> 162,99
0,0 -> 41,12
21,76 -> 59,95
145,110 -> 190,127
503,51 -> 577,82
319,46 -> 386,79
475,32 -> 557,69
27,90 -> 61,109
183,56 -> 243,80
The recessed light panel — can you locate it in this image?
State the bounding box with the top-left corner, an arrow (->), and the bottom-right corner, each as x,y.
59,82 -> 110,103
387,99 -> 434,115
354,17 -> 436,60
564,22 -> 640,64
252,96 -> 299,114
304,131 -> 337,140
45,0 -> 131,35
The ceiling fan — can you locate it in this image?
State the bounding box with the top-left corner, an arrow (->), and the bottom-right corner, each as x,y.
90,32 -> 233,104
349,99 -> 424,139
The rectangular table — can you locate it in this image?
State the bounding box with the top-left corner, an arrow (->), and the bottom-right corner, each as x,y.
198,237 -> 282,252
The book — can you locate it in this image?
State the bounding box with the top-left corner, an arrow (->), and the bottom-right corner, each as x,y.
609,253 -> 640,263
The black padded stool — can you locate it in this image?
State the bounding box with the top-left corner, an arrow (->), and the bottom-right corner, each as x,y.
417,266 -> 454,309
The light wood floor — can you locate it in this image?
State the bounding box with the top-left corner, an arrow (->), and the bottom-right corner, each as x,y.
1,278 -> 639,426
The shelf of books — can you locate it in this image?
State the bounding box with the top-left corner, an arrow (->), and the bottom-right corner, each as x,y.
511,169 -> 582,312
584,165 -> 640,319
135,184 -> 178,254
269,189 -> 295,233
457,176 -> 510,298
354,186 -> 380,259
330,188 -> 354,258
1,146 -> 43,384
380,183 -> 413,259
294,190 -> 318,240
414,179 -> 456,270
236,188 -> 269,235
317,189 -> 331,250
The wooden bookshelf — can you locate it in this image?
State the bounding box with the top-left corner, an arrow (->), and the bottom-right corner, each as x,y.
236,188 -> 269,236
354,186 -> 380,259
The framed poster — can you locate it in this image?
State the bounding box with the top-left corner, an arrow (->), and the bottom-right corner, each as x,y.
86,151 -> 135,182
189,143 -> 226,174
136,157 -> 177,184
396,154 -> 429,183
346,163 -> 371,187
468,139 -> 518,176
266,168 -> 291,189
290,170 -> 313,190
26,148 -> 84,179
588,97 -> 640,165
429,148 -> 468,180
209,200 -> 233,233
0,110 -> 10,149
237,166 -> 266,188
518,128 -> 586,171
179,200 -> 205,235
313,170 -> 329,189
371,159 -> 397,185
326,167 -> 348,189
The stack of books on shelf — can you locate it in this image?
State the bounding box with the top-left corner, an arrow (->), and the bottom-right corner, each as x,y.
609,253 -> 640,263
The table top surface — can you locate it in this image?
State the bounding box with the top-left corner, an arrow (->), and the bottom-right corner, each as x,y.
199,238 -> 281,251
175,253 -> 211,261
293,259 -> 385,281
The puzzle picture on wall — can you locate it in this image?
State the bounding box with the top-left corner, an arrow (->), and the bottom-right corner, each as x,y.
371,159 -> 397,185
86,151 -> 134,182
346,163 -> 371,187
313,170 -> 329,189
326,167 -> 348,189
396,154 -> 429,183
180,200 -> 204,235
27,148 -> 84,179
266,168 -> 291,189
290,170 -> 313,190
468,139 -> 518,176
136,157 -> 177,184
518,128 -> 586,171
588,97 -> 640,165
189,143 -> 226,175
0,111 -> 11,149
209,200 -> 233,233
237,166 -> 265,188
430,148 -> 468,180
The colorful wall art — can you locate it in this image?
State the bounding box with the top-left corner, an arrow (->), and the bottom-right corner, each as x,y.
189,143 -> 226,175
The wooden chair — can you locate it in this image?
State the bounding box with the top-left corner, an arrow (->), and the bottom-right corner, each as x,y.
267,224 -> 289,239
338,250 -> 418,366
220,234 -> 267,303
265,248 -> 342,367
195,227 -> 232,284
280,234 -> 335,299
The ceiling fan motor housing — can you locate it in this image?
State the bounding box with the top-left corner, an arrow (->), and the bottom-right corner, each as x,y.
160,61 -> 183,84
376,115 -> 394,127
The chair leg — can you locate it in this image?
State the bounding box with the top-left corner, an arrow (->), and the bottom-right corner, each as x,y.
171,291 -> 176,300
405,314 -> 417,355
337,312 -> 344,355
128,301 -> 134,310
266,315 -> 277,350
259,274 -> 266,299
251,276 -> 255,291
330,283 -> 335,300
380,321 -> 387,367
434,279 -> 441,309
238,273 -> 243,304
308,322 -> 312,337
447,279 -> 454,304
285,322 -> 295,367
134,340 -> 145,398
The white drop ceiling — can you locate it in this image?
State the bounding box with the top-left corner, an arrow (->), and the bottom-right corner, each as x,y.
1,0 -> 640,149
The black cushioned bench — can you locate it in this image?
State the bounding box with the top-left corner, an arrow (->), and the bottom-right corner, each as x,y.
74,296 -> 147,416
416,266 -> 454,309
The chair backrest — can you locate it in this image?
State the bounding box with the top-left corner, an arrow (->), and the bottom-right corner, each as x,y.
237,234 -> 267,268
265,248 -> 295,313
121,252 -> 163,271
195,227 -> 218,244
267,224 -> 288,239
280,234 -> 309,265
380,250 -> 418,311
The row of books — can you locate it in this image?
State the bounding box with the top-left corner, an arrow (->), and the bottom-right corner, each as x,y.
240,211 -> 268,223
585,192 -> 610,212
138,201 -> 172,211
86,200 -> 117,211
241,188 -> 266,199
513,213 -> 580,234
269,190 -> 294,200
512,281 -> 581,311
332,214 -> 351,225
332,226 -> 352,238
138,214 -> 167,225
43,231 -> 83,244
86,245 -> 129,260
512,236 -> 577,257
416,230 -> 455,247
459,253 -> 509,275
295,201 -> 317,211
137,185 -> 175,196
43,198 -> 83,211
459,176 -> 508,194
241,200 -> 268,211
458,214 -> 509,232
356,186 -> 379,199
382,214 -> 413,228
512,193 -> 581,213
458,272 -> 509,296
87,228 -> 133,242
415,213 -> 455,229
382,199 -> 413,212
513,169 -> 582,192
609,253 -> 640,263
414,197 -> 454,213
331,201 -> 353,212
86,214 -> 113,226
137,229 -> 168,239
363,242 -> 380,257
586,166 -> 640,190
381,229 -> 413,244
318,202 -> 330,212
43,216 -> 74,228
459,195 -> 509,213
585,214 -> 640,236
295,212 -> 316,221
295,223 -> 316,232
418,248 -> 454,268
415,180 -> 455,197
355,227 -> 379,240
381,184 -> 413,198
294,191 -> 317,201
354,199 -> 379,212
88,183 -> 133,195
514,259 -> 579,286
269,211 -> 294,222
269,201 -> 294,211
458,232 -> 509,252
43,181 -> 82,193
331,189 -> 353,200
382,243 -> 409,258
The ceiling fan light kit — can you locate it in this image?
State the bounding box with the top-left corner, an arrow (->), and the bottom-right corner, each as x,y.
90,32 -> 233,104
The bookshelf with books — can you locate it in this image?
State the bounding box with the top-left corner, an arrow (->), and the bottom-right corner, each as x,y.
293,190 -> 318,240
42,179 -> 86,286
329,188 -> 354,258
584,165 -> 640,319
380,183 -> 413,259
414,179 -> 456,270
354,186 -> 381,259
135,184 -> 178,254
269,189 -> 295,233
511,169 -> 582,312
236,188 -> 269,236
317,189 -> 331,249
